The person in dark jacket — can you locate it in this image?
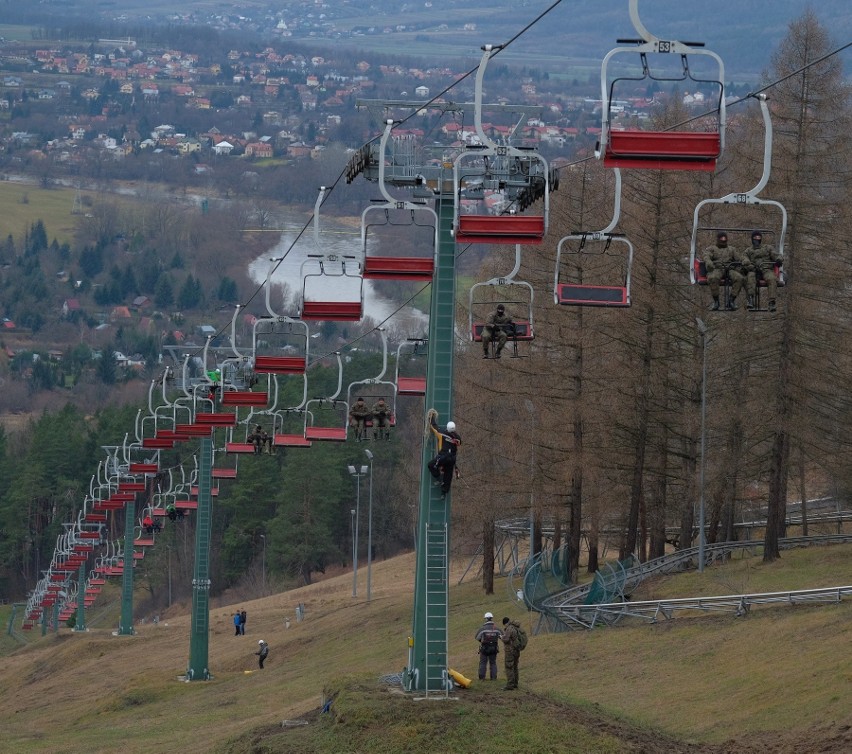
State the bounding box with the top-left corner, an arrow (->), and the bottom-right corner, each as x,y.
426,409 -> 461,496
475,611 -> 501,681
239,609 -> 247,635
481,304 -> 515,358
255,639 -> 269,669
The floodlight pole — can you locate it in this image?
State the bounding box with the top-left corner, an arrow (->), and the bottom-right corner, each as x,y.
260,534 -> 266,593
364,449 -> 374,602
696,317 -> 708,573
348,464 -> 368,598
350,508 -> 357,597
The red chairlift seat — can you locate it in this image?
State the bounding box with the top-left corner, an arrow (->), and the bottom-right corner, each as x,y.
273,433 -> 312,448
226,442 -> 257,454
301,300 -> 363,321
84,512 -> 108,523
470,321 -> 534,342
143,437 -> 174,449
133,537 -> 155,547
396,376 -> 426,396
175,500 -> 198,510
128,462 -> 159,474
363,256 -> 434,280
253,356 -> 307,375
455,215 -> 545,245
118,482 -> 146,493
221,390 -> 270,405
89,577 -> 106,586
76,530 -> 102,540
693,258 -> 784,287
555,284 -> 630,307
212,467 -> 238,479
604,130 -> 720,172
156,429 -> 190,443
174,423 -> 214,437
132,551 -> 145,560
190,486 -> 219,497
304,426 -> 348,442
193,413 -> 237,427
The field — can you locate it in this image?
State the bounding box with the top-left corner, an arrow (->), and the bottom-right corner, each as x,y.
0,180 -> 84,246
2,544 -> 851,753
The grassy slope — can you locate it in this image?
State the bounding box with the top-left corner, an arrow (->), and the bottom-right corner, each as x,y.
1,546 -> 851,753
0,182 -> 83,246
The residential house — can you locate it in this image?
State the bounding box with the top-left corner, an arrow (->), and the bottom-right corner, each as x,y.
212,140 -> 234,156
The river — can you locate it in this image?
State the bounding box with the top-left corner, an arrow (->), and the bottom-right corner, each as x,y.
247,216 -> 430,337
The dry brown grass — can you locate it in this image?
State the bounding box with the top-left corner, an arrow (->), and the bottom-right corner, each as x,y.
2,547 -> 851,753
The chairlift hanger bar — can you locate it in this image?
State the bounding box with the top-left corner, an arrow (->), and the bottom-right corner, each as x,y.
616,37 -> 704,47
356,98 -> 544,120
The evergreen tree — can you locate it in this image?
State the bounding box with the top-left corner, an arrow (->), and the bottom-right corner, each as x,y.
154,274 -> 174,308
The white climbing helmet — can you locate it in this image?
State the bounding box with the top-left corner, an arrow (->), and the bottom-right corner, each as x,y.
484,611 -> 493,620
446,421 -> 456,432
258,639 -> 265,645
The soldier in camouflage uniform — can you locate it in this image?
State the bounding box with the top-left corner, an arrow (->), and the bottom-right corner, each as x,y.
501,616 -> 522,690
743,230 -> 781,312
704,232 -> 746,311
481,304 -> 515,358
371,397 -> 391,440
348,397 -> 372,441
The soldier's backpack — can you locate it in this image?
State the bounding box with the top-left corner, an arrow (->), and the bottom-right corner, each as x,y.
515,624 -> 528,651
480,628 -> 500,656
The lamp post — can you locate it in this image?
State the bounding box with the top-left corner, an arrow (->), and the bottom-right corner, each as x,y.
260,534 -> 266,593
350,508 -> 356,597
167,545 -> 172,608
524,399 -> 535,560
364,449 -> 374,602
696,317 -> 708,573
347,464 -> 368,597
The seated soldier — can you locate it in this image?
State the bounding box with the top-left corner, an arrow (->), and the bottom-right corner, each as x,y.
743,230 -> 781,312
348,397 -> 372,441
248,424 -> 265,455
481,304 -> 515,358
371,397 -> 392,441
703,231 -> 746,311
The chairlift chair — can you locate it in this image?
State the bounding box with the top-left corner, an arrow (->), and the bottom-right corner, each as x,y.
272,371 -> 313,448
305,352 -> 349,441
597,0 -> 726,171
395,338 -> 428,396
299,187 -> 364,321
689,94 -> 787,311
453,45 -> 550,245
361,120 -> 437,281
345,328 -> 398,440
469,244 -> 535,357
553,167 -> 633,307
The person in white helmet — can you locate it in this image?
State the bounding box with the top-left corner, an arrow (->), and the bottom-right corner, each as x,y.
255,639 -> 269,669
426,409 -> 461,496
475,611 -> 501,680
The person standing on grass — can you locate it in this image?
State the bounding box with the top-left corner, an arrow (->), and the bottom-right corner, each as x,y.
240,609 -> 247,635
501,616 -> 522,690
255,639 -> 269,669
475,611 -> 501,681
233,611 -> 241,637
